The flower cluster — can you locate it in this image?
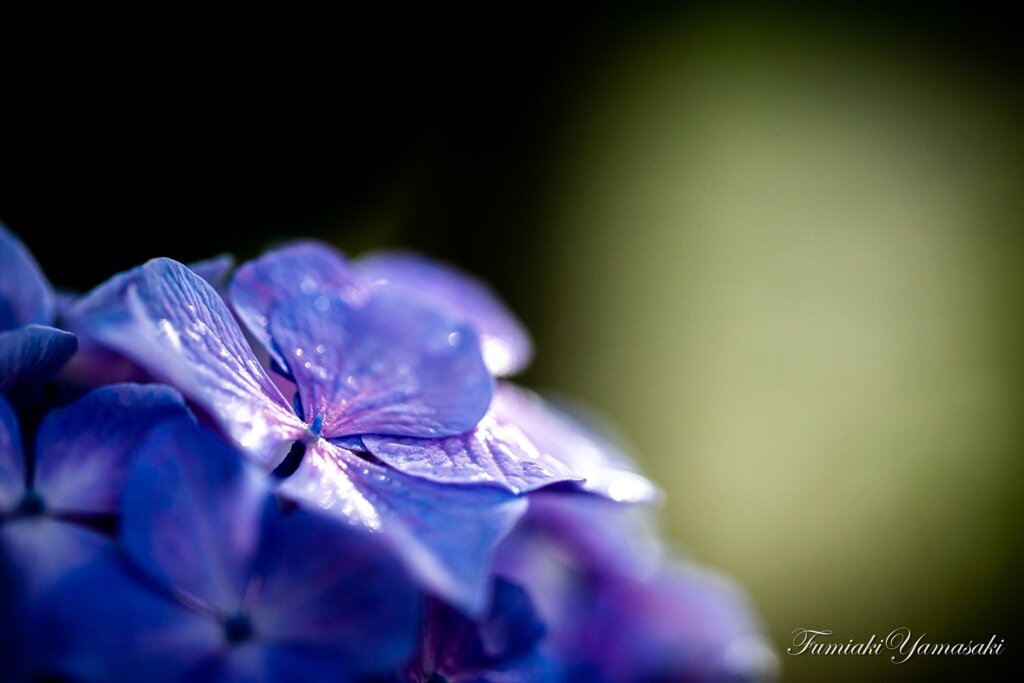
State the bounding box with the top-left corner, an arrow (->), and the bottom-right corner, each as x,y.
0,223 -> 777,682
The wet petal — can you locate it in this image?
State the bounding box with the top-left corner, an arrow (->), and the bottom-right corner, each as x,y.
268,289 -> 492,439
493,384 -> 661,504
121,420 -> 266,615
42,549 -> 223,683
0,223 -> 54,329
0,325 -> 77,400
361,251 -> 533,376
33,384 -> 190,515
279,441 -> 526,615
230,241 -> 364,373
72,258 -> 304,467
363,414 -> 579,493
250,500 -> 420,675
0,394 -> 24,512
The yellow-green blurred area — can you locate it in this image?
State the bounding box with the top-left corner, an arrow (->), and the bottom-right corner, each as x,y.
527,11 -> 1024,683
4,6 -> 1022,681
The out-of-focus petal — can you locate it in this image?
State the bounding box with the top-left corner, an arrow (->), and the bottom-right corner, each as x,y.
33,384 -> 190,515
72,258 -> 303,467
0,518 -> 111,596
0,394 -> 25,512
250,500 -> 420,676
361,251 -> 533,377
120,420 -> 266,615
265,289 -> 492,439
279,441 -> 526,615
363,414 -> 579,494
0,554 -> 30,683
0,223 -> 54,330
408,578 -> 554,683
0,325 -> 77,400
188,253 -> 236,294
42,550 -> 223,683
493,384 -> 661,504
230,241 -> 364,373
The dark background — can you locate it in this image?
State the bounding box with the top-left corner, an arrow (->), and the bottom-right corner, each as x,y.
2,6 -> 1022,681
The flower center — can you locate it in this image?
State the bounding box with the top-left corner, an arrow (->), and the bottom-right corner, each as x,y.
223,613 -> 254,645
15,489 -> 46,517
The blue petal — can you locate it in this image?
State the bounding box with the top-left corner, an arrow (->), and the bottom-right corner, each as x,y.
249,500 -> 421,675
0,394 -> 24,512
72,258 -> 304,467
0,325 -> 77,400
41,549 -> 223,683
361,251 -> 533,377
492,384 -> 661,504
234,244 -> 492,439
33,384 -> 191,515
0,223 -> 54,330
0,554 -> 30,683
279,441 -> 526,615
362,413 -> 579,494
120,419 -> 267,615
188,253 -> 236,293
230,241 -> 364,374
0,518 -> 111,597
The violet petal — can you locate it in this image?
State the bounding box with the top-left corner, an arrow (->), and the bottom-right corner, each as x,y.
0,223 -> 54,330
0,394 -> 24,512
0,325 -> 77,400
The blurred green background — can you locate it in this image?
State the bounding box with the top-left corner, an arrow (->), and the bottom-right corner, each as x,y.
2,5 -> 1022,681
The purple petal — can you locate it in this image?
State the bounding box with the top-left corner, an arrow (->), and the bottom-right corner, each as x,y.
42,549 -> 223,683
249,501 -> 421,675
0,518 -> 111,597
0,325 -> 77,400
493,384 -> 661,504
279,441 -> 526,615
0,394 -> 25,512
234,244 -> 492,439
72,258 -> 304,467
121,420 -> 266,615
0,223 -> 54,329
188,253 -> 236,293
230,241 -> 364,373
361,251 -> 533,376
33,384 -> 190,515
363,413 -> 579,493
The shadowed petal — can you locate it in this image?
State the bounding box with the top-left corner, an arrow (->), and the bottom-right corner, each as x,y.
0,518 -> 111,596
0,394 -> 24,511
493,384 -> 661,504
121,420 -> 266,615
230,241 -> 364,373
250,500 -> 420,676
42,550 -> 223,683
0,325 -> 77,400
0,223 -> 54,330
72,258 -> 304,467
363,414 -> 579,493
33,384 -> 190,515
279,441 -> 526,615
361,251 -> 533,376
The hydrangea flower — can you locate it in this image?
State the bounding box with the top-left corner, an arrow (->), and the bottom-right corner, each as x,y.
71,243 -> 664,613
0,224 -> 77,402
43,417 -> 422,683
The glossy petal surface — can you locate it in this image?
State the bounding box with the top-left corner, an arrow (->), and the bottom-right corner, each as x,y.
363,414 -> 578,493
33,384 -> 190,515
361,251 -> 533,376
493,384 -> 660,504
121,420 -> 266,615
0,325 -> 77,399
73,258 -> 303,467
0,223 -> 53,329
250,501 -> 420,675
43,550 -> 223,683
279,441 -> 526,615
0,394 -> 24,511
